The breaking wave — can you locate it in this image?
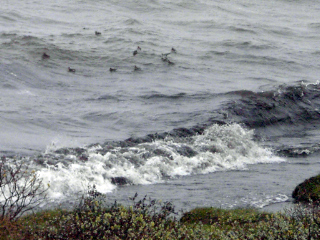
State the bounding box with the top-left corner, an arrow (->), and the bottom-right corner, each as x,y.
18,123 -> 285,200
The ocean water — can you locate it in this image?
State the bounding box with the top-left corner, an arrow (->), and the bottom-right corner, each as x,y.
1,0 -> 320,211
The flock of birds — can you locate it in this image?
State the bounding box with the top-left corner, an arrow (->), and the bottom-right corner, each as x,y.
41,31 -> 177,74
109,46 -> 176,73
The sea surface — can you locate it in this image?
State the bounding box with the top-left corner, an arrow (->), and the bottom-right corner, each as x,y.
1,0 -> 320,212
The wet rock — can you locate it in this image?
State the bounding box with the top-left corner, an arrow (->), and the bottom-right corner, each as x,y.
55,148 -> 70,155
74,147 -> 86,155
176,145 -> 197,157
79,154 -> 88,161
111,177 -> 131,186
153,149 -> 173,160
172,128 -> 194,138
34,157 -> 45,166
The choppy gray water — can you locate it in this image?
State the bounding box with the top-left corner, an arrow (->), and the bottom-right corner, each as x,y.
1,0 -> 320,211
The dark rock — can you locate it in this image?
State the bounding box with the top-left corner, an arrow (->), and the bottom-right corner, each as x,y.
292,174 -> 320,203
79,154 -> 88,161
153,149 -> 173,160
74,147 -> 86,155
176,145 -> 197,157
172,128 -> 193,138
35,157 -> 45,166
55,148 -> 70,155
111,177 -> 131,186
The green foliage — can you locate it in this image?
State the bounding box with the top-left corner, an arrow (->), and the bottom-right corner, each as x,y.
181,204 -> 320,240
292,174 -> 320,203
1,186 -> 320,239
180,207 -> 271,226
19,190 -> 211,239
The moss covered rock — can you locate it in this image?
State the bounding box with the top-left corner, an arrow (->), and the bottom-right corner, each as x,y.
292,174 -> 320,203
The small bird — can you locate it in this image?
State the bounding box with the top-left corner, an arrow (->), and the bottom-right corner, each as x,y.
161,56 -> 168,62
134,65 -> 141,71
133,46 -> 141,56
95,31 -> 101,35
110,68 -> 117,72
171,47 -> 177,53
162,52 -> 171,57
42,52 -> 50,59
68,67 -> 76,72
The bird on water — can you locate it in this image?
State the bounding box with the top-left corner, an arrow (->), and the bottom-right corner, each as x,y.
42,52 -> 50,59
161,56 -> 168,62
134,65 -> 141,71
161,48 -> 177,65
133,46 -> 141,56
68,67 -> 76,73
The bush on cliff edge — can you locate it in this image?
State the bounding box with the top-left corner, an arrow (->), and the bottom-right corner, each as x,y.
292,174 -> 320,203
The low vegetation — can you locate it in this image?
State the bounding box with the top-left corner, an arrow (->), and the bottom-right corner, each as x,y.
180,203 -> 320,239
0,192 -> 319,239
292,174 -> 320,203
1,160 -> 320,239
0,158 -> 48,221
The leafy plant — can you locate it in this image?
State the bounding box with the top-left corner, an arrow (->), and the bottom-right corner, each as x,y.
24,190 -> 210,239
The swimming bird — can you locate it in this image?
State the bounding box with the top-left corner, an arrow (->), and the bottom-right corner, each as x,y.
68,67 -> 76,72
171,47 -> 177,53
95,31 -> 101,35
110,68 -> 117,72
162,52 -> 171,57
134,65 -> 141,71
133,46 -> 141,56
161,56 -> 168,62
42,52 -> 50,59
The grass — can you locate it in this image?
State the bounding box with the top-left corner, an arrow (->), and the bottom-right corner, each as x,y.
180,207 -> 271,226
1,195 -> 320,240
180,205 -> 320,239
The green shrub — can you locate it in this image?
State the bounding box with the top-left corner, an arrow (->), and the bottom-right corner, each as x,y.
23,190 -> 211,239
180,207 -> 271,226
2,184 -> 320,239
181,204 -> 320,240
292,174 -> 320,203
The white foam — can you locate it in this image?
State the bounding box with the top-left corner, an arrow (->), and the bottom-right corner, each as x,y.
37,123 -> 285,200
37,157 -> 116,200
247,194 -> 289,209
